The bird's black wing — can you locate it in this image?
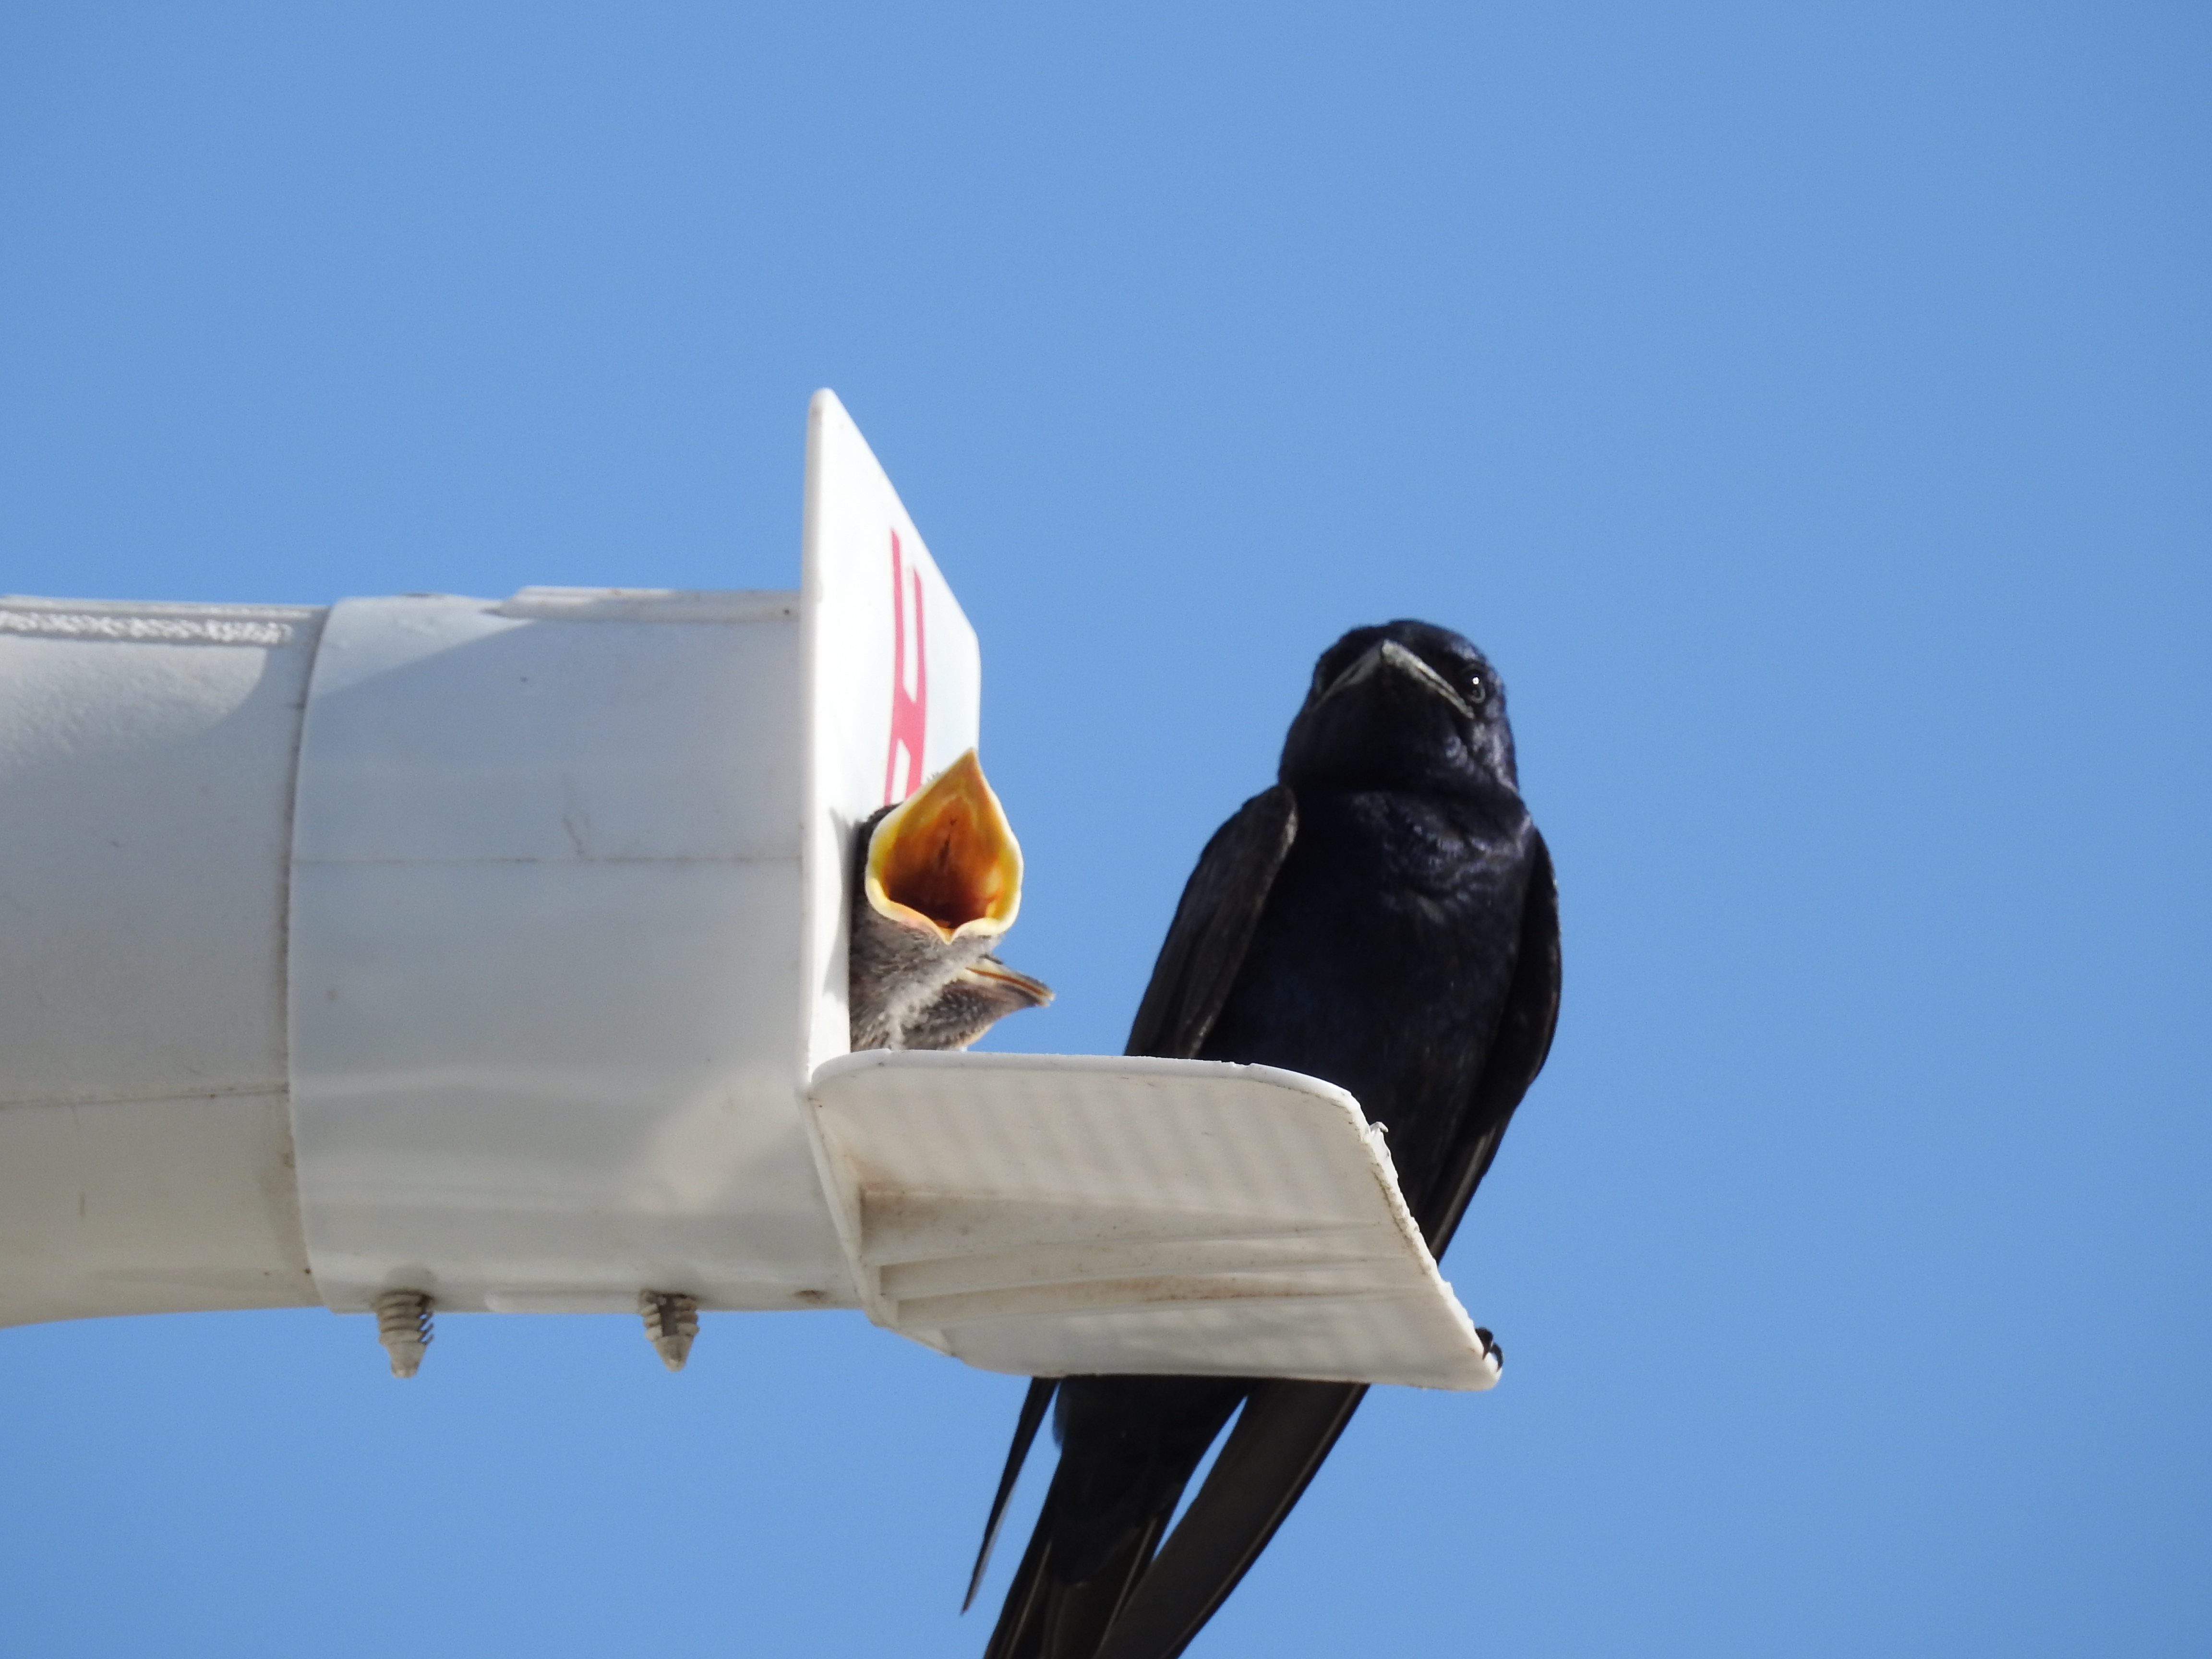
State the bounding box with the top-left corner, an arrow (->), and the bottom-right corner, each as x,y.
965,1376 -> 1061,1611
1124,785 -> 1300,1062
972,787 -> 1298,1652
1082,828 -> 1562,1659
1424,827 -> 1562,1256
1088,1375 -> 1366,1659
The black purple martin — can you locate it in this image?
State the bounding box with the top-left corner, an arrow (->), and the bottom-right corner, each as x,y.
849,749 -> 1052,1053
971,621 -> 1561,1659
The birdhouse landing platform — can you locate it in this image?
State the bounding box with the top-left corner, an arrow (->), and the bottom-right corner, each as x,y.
814,1052 -> 1497,1389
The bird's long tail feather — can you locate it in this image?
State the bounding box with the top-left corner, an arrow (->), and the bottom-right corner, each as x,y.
1091,1380 -> 1368,1659
967,1379 -> 1060,1612
983,1378 -> 1246,1659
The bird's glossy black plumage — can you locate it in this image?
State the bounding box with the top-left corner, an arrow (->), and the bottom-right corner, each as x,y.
975,621 -> 1561,1659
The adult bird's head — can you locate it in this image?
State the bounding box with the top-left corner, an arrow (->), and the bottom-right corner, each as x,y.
1279,619 -> 1518,796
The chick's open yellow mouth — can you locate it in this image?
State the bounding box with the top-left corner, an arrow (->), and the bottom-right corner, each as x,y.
865,749 -> 1023,938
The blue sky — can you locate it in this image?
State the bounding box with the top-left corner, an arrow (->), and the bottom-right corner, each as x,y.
3,5 -> 2207,1655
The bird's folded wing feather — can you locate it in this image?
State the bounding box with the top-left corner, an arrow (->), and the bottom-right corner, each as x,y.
1424,827 -> 1562,1256
963,786 -> 1298,1620
1090,1376 -> 1367,1659
1090,828 -> 1559,1659
965,1375 -> 1061,1611
1124,785 -> 1299,1062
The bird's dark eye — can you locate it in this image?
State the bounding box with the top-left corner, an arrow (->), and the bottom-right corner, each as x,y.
1467,676 -> 1488,705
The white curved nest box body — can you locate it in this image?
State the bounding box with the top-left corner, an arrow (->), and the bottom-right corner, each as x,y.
0,393 -> 1500,1390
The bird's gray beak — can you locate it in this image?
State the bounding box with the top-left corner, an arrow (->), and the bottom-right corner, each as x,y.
1320,639 -> 1474,720
863,749 -> 1025,942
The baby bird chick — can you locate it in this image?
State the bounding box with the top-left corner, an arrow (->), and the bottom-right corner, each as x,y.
849,749 -> 1051,1051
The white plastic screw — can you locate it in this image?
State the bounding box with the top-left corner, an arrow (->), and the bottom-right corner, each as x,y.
640,1291 -> 699,1371
373,1289 -> 433,1379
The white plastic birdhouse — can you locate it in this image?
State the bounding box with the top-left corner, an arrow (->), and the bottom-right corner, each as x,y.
0,392 -> 1500,1390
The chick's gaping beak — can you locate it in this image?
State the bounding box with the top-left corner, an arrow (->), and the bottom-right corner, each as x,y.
864,748 -> 1024,942
1321,638 -> 1474,720
963,957 -> 1054,1008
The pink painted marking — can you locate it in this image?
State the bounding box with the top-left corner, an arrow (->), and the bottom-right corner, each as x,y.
884,529 -> 929,804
